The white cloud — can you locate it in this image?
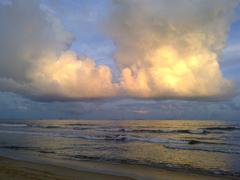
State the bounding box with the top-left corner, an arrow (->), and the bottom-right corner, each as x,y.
107,0 -> 238,99
0,0 -> 238,101
29,51 -> 117,99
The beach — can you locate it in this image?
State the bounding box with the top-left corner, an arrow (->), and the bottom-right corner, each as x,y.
0,120 -> 240,179
0,156 -> 238,180
0,156 -> 133,180
0,0 -> 240,179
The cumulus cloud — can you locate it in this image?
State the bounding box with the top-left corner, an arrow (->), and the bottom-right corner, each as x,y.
107,0 -> 238,99
0,0 -> 71,96
0,0 -> 72,82
0,0 -> 117,100
29,51 -> 117,100
0,0 -> 239,101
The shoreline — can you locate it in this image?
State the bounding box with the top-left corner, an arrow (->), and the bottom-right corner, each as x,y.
0,156 -> 238,180
0,156 -> 134,180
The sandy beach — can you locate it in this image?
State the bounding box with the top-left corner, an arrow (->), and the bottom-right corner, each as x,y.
0,156 -> 238,180
0,156 -> 134,180
0,0 -> 240,179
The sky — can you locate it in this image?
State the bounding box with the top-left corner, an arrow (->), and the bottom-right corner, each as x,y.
0,0 -> 240,120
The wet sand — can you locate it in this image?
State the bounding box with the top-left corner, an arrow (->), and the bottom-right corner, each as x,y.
0,156 -> 237,180
0,157 -> 133,180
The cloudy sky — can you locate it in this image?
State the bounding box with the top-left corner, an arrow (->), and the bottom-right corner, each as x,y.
0,0 -> 240,120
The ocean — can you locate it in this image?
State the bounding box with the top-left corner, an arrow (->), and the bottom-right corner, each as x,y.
0,120 -> 239,177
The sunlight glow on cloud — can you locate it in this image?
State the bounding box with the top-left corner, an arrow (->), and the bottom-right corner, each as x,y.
0,0 -> 238,101
109,0 -> 238,99
29,51 -> 117,99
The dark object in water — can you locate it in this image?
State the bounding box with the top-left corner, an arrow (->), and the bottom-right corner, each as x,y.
119,128 -> 126,132
38,150 -> 55,154
188,140 -> 201,145
203,127 -> 237,131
